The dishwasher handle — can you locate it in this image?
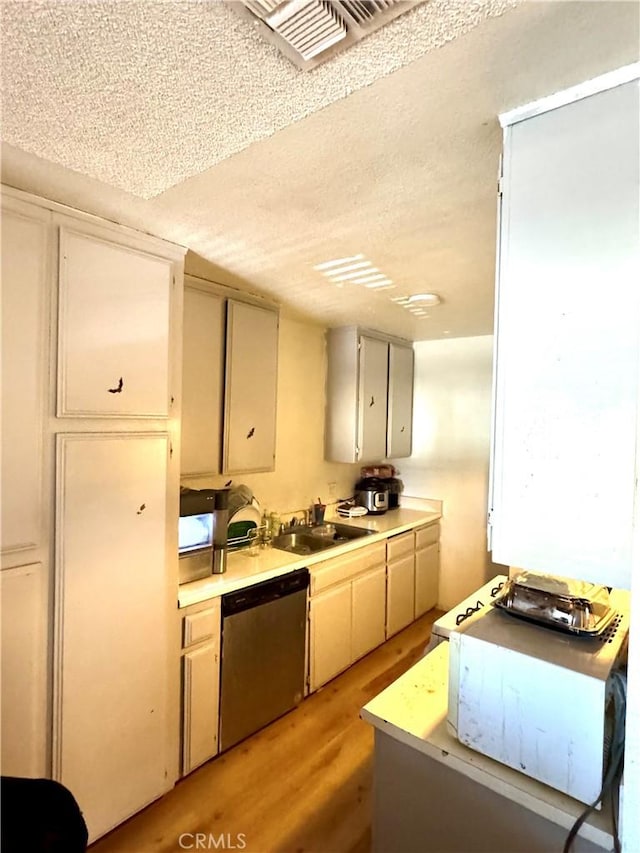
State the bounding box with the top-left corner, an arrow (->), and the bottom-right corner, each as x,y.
222,568 -> 309,617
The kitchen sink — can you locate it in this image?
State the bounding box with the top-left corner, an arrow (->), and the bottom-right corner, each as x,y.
271,523 -> 373,556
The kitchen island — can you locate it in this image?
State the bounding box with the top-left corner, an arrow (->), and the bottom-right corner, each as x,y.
361,643 -> 614,852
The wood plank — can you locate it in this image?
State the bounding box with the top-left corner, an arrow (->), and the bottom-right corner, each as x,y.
90,610 -> 441,853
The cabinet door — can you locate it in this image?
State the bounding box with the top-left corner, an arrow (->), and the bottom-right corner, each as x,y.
415,543 -> 439,617
387,342 -> 413,458
358,335 -> 388,463
223,300 -> 278,474
1,202 -> 48,553
386,553 -> 415,637
55,433 -> 173,841
0,563 -> 48,776
58,228 -> 173,417
181,286 -> 224,475
309,583 -> 352,692
182,643 -> 220,774
492,82 -> 639,590
352,566 -> 386,661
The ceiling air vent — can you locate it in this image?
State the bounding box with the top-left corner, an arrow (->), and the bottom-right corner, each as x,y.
228,0 -> 426,70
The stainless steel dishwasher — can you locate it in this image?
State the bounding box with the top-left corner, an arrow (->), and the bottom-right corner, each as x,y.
218,568 -> 309,752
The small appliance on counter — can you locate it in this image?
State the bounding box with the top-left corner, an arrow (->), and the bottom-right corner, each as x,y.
359,464 -> 403,509
447,574 -> 630,805
354,477 -> 389,515
179,487 -> 229,583
336,502 -> 368,518
382,475 -> 403,509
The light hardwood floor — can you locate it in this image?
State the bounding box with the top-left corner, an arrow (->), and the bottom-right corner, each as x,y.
91,611 -> 441,853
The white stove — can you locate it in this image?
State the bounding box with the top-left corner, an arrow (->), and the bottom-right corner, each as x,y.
426,574 -> 508,653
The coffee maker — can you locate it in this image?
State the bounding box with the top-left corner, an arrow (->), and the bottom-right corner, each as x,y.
178,487 -> 229,583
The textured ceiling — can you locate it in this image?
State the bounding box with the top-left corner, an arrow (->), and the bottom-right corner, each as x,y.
1,1 -> 639,341
1,0 -> 516,198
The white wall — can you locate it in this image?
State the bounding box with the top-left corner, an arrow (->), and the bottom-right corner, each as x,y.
182,312 -> 362,519
394,335 -> 505,611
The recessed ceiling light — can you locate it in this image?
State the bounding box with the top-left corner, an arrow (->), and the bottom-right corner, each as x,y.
390,292 -> 441,313
407,293 -> 441,306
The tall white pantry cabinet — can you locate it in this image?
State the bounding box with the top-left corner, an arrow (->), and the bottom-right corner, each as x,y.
0,186 -> 185,842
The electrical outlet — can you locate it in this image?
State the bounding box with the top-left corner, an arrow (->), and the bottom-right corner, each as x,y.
328,481 -> 337,498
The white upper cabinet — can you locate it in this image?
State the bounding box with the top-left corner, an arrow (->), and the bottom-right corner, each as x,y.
1,197 -> 49,554
223,299 -> 279,474
490,76 -> 640,590
387,342 -> 414,459
181,283 -> 225,476
57,226 -> 174,417
358,335 -> 390,463
325,327 -> 414,463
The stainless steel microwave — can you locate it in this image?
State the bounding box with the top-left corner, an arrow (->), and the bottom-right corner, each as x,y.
179,490 -> 215,584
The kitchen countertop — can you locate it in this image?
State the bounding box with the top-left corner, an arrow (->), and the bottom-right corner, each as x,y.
178,506 -> 441,608
360,643 -> 614,850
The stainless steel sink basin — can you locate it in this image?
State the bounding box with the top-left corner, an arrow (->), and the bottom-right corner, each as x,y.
271,531 -> 336,556
314,522 -> 374,540
271,523 -> 373,556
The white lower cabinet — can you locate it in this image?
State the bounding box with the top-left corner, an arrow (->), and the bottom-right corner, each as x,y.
351,566 -> 386,662
309,583 -> 353,692
308,525 -> 441,691
309,541 -> 386,692
0,563 -> 48,776
181,600 -> 221,775
414,523 -> 440,617
54,433 -> 177,842
386,532 -> 415,638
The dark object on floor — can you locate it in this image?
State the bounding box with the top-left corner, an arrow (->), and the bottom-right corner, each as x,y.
1,776 -> 89,853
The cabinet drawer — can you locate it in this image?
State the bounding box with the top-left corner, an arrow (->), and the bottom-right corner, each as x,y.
183,603 -> 220,649
416,522 -> 440,550
311,541 -> 386,594
386,531 -> 414,562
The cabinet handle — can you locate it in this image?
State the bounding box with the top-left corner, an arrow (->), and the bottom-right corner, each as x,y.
370,396 -> 375,407
246,427 -> 255,439
108,377 -> 124,394
401,426 -> 405,433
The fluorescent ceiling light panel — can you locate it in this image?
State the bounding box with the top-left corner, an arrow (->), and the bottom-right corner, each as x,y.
321,260 -> 373,276
329,267 -> 379,282
350,273 -> 388,284
314,254 -> 364,270
314,253 -> 397,291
